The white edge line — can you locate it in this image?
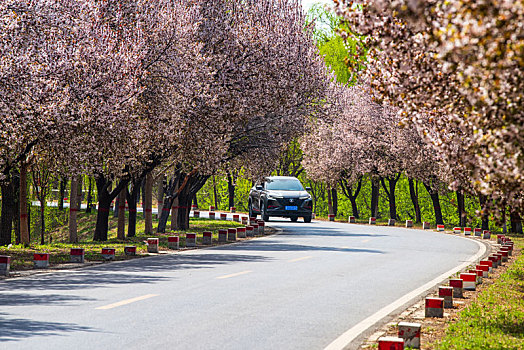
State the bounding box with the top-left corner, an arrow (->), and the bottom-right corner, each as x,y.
324,238 -> 487,350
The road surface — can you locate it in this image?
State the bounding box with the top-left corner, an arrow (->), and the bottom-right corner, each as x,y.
0,219 -> 482,349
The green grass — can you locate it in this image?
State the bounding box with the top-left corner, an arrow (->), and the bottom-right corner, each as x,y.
436,236 -> 524,349
1,212 -> 244,271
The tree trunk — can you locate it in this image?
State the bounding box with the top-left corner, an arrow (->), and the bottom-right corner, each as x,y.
456,190 -> 466,227
93,174 -> 128,241
58,177 -> 67,210
227,172 -> 235,209
478,194 -> 490,230
117,186 -> 126,240
68,176 -> 79,243
86,177 -> 93,213
157,195 -> 173,233
370,177 -> 380,218
40,204 -> 45,245
339,177 -> 362,219
144,172 -> 153,234
423,181 -> 444,225
213,176 -> 218,209
19,162 -> 30,245
381,174 -> 400,220
171,196 -> 178,231
126,179 -> 141,238
76,175 -> 83,211
141,177 -> 146,219
327,187 -> 333,215
157,169 -> 208,233
408,178 -> 421,223
510,211 -> 523,234
13,170 -> 20,244
331,188 -> 338,216
0,178 -> 15,246
94,204 -> 110,242
156,176 -> 165,220
176,194 -> 191,230
193,194 -> 198,209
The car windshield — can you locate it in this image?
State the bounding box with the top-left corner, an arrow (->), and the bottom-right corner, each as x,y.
265,178 -> 304,191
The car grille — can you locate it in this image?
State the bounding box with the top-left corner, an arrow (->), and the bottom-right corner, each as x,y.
276,198 -> 304,207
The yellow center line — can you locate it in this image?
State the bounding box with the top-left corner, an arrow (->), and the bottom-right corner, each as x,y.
96,294 -> 158,310
361,239 -> 370,243
341,246 -> 350,249
288,256 -> 312,263
216,270 -> 252,279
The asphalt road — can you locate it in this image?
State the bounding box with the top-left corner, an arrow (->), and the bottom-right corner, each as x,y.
0,218 -> 481,349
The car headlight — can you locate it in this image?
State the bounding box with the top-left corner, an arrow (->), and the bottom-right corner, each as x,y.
267,194 -> 282,200
299,195 -> 311,199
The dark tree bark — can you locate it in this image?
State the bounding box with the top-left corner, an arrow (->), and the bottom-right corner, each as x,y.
141,177 -> 146,219
176,190 -> 191,230
510,211 -> 523,234
370,177 -> 380,218
227,172 -> 235,209
86,177 -> 93,213
213,176 -> 219,209
456,189 -> 466,227
171,196 -> 178,231
0,176 -> 15,246
408,178 -> 421,223
117,186 -> 126,240
478,194 -> 490,230
58,177 -> 67,210
94,174 -> 129,241
144,172 -> 153,234
39,205 -> 45,245
126,177 -> 143,238
380,173 -> 401,220
192,194 -> 198,209
331,188 -> 338,216
157,170 -> 187,233
156,176 -> 165,220
19,162 -> 30,244
157,168 -> 209,232
339,177 -> 362,219
423,180 -> 444,225
68,176 -> 80,243
32,164 -> 51,245
327,187 -> 333,215
13,170 -> 20,244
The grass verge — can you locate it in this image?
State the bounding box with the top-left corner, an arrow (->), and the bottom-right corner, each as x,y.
436,236 -> 524,349
1,212 -> 245,271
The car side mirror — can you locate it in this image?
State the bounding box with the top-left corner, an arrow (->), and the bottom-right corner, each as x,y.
256,185 -> 263,191
305,187 -> 311,192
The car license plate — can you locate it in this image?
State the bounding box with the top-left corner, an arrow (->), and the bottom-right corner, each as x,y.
285,206 -> 298,211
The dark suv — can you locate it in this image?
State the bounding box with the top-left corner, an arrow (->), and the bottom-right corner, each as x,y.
248,176 -> 313,223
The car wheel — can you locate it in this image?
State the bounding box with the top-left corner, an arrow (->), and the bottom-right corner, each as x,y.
262,204 -> 270,222
290,217 -> 298,222
248,201 -> 254,218
303,215 -> 312,223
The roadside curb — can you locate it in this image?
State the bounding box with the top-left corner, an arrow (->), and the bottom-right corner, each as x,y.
0,222 -> 280,282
